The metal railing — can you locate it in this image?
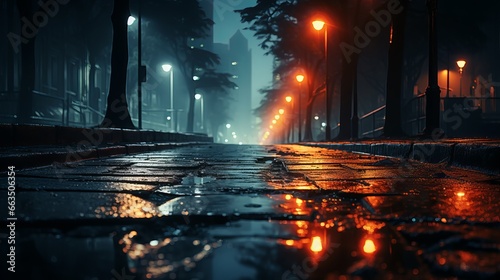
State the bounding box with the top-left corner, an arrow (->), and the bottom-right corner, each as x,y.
359,105 -> 386,138
0,90 -> 171,130
403,93 -> 426,136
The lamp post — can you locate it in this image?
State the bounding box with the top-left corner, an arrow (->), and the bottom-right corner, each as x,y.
285,95 -> 294,142
423,0 -> 441,136
195,93 -> 204,132
312,19 -> 331,141
295,74 -> 305,142
162,64 -> 175,131
456,60 -> 466,97
225,123 -> 231,143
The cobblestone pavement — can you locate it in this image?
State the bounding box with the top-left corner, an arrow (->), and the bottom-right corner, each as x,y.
1,143 -> 499,280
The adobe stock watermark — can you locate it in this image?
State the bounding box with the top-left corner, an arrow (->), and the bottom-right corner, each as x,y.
7,0 -> 70,54
51,94 -> 130,181
51,46 -> 173,180
340,0 -> 404,63
411,97 -> 476,162
396,97 -> 477,176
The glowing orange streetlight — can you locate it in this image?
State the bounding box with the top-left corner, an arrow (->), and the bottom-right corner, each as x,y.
279,108 -> 285,115
295,74 -> 305,142
285,95 -> 294,143
456,60 -> 466,97
312,18 -> 332,140
312,20 -> 325,31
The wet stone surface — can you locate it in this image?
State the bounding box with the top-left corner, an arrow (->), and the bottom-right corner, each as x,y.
0,143 -> 499,279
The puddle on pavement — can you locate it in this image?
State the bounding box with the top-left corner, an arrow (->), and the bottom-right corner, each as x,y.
11,218 -> 413,280
181,175 -> 216,185
11,203 -> 498,280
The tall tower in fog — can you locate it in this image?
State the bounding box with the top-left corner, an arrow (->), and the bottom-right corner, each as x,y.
213,30 -> 252,143
229,30 -> 252,143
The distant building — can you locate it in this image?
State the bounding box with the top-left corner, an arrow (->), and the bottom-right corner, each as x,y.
214,30 -> 252,143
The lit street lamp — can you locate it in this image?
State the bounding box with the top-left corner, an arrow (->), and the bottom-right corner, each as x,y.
195,93 -> 204,131
127,16 -> 136,26
285,96 -> 294,142
312,19 -> 331,140
225,123 -> 231,143
295,74 -> 305,142
162,64 -> 176,131
456,60 -> 466,97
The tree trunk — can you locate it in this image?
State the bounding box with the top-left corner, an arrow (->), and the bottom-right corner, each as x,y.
303,85 -> 314,141
186,88 -> 195,132
101,0 -> 135,128
337,54 -> 355,140
336,0 -> 360,140
383,0 -> 408,137
16,0 -> 35,124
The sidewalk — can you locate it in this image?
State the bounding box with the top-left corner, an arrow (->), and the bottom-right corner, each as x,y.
0,124 -> 213,169
1,143 -> 498,279
1,124 -> 500,174
303,138 -> 500,174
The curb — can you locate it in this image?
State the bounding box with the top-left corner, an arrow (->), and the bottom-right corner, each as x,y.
0,142 -> 211,169
0,124 -> 214,147
0,124 -> 215,169
303,141 -> 500,174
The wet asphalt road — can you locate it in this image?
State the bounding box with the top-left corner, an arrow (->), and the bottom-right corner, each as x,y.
1,143 -> 499,280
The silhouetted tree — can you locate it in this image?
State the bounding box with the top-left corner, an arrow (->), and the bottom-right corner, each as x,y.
143,0 -> 217,133
239,0 -> 327,141
100,0 -> 135,128
240,0 -> 394,141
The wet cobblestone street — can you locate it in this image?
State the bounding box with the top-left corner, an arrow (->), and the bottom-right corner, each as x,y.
1,143 -> 499,279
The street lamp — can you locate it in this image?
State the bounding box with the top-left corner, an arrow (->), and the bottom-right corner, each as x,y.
195,93 -> 204,131
128,9 -> 144,129
285,95 -> 294,142
295,74 -> 304,142
312,19 -> 331,140
225,123 -> 231,143
456,60 -> 466,97
423,0 -> 441,136
127,16 -> 136,26
162,64 -> 175,131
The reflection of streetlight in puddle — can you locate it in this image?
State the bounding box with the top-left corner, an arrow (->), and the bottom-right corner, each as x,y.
362,238 -> 376,254
295,198 -> 303,206
310,236 -> 323,253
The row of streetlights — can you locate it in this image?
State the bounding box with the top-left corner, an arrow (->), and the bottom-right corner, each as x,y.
261,108 -> 287,143
293,16 -> 468,141
129,16 -> 201,133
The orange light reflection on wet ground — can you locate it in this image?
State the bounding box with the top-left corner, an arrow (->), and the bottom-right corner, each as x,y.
310,236 -> 323,252
363,238 -> 376,254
